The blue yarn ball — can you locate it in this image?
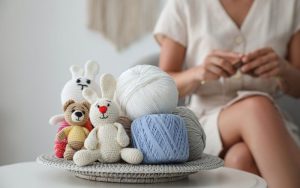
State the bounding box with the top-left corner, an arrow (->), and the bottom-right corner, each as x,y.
131,114 -> 189,164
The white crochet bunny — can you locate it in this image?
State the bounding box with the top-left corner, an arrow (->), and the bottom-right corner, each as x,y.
61,60 -> 101,105
73,74 -> 143,166
49,60 -> 101,125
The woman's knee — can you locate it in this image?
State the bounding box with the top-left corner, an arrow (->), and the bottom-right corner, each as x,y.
238,96 -> 275,114
237,96 -> 284,129
219,95 -> 284,151
220,95 -> 276,128
224,142 -> 255,171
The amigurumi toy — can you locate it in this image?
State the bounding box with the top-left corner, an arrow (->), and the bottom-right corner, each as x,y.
61,60 -> 101,105
73,74 -> 143,166
56,100 -> 90,160
50,60 -> 100,158
50,60 -> 101,125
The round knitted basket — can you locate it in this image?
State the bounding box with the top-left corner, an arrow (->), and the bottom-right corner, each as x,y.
37,153 -> 223,184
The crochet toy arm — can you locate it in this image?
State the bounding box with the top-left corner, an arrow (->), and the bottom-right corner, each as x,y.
49,114 -> 64,125
114,122 -> 130,147
56,126 -> 71,141
84,127 -> 98,150
83,127 -> 90,137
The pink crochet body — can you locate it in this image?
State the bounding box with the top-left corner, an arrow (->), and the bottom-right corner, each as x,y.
54,120 -> 69,158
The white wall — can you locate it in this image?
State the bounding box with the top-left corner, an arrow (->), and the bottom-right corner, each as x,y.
0,0 -> 159,165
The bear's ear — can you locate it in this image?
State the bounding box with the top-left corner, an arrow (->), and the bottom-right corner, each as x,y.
63,99 -> 75,112
81,101 -> 90,110
82,88 -> 98,104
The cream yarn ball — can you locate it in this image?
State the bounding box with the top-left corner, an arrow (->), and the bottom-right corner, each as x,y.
116,65 -> 179,120
172,107 -> 206,161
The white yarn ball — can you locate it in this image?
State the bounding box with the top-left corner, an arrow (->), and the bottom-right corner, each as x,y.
116,65 -> 178,120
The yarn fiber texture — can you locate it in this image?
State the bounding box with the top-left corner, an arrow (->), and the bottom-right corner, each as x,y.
116,65 -> 179,120
131,114 -> 189,164
54,121 -> 69,158
54,120 -> 93,158
117,116 -> 132,139
172,107 -> 206,161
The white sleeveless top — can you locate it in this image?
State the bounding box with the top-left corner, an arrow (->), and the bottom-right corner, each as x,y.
154,0 -> 300,116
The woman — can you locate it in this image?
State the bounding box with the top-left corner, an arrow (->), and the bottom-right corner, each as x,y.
154,0 -> 300,187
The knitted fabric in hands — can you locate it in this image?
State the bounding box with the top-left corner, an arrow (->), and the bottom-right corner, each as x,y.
131,114 -> 189,164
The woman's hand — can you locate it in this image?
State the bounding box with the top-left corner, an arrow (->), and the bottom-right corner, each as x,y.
241,47 -> 287,78
193,50 -> 241,82
159,37 -> 241,97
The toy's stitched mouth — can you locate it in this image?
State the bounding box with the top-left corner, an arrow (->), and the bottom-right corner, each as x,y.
100,114 -> 108,119
72,116 -> 83,122
78,84 -> 88,90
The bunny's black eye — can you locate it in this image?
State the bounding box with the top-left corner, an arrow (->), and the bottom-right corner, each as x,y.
96,105 -> 100,108
86,79 -> 91,84
107,103 -> 110,107
76,79 -> 81,83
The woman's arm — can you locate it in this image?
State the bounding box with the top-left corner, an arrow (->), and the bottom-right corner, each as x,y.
159,38 -> 239,97
159,38 -> 200,97
282,32 -> 300,98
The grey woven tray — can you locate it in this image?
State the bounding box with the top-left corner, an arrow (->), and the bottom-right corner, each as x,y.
37,153 -> 223,184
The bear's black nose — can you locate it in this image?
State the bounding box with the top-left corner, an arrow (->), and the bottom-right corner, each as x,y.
75,111 -> 83,117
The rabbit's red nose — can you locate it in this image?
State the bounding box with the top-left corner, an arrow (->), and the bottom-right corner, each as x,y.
98,106 -> 107,114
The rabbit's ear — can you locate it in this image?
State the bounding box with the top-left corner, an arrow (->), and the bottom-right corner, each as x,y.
82,88 -> 99,104
70,65 -> 84,79
100,74 -> 116,99
84,60 -> 99,80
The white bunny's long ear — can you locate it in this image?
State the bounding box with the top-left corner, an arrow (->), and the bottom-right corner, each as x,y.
70,65 -> 84,79
84,60 -> 99,80
100,74 -> 116,99
82,88 -> 99,104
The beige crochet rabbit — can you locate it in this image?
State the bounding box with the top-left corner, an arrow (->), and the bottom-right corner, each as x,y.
73,74 -> 143,166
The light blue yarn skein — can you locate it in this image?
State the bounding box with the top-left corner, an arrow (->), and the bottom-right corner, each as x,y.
131,114 -> 189,164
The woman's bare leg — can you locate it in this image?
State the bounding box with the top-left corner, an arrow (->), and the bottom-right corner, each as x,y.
219,96 -> 300,188
224,142 -> 260,175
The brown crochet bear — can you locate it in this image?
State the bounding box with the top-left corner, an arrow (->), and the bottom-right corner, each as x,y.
56,100 -> 90,160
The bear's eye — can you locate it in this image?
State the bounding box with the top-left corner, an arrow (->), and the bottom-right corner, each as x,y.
107,103 -> 110,107
83,111 -> 85,114
76,79 -> 81,83
71,109 -> 75,113
86,79 -> 91,84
